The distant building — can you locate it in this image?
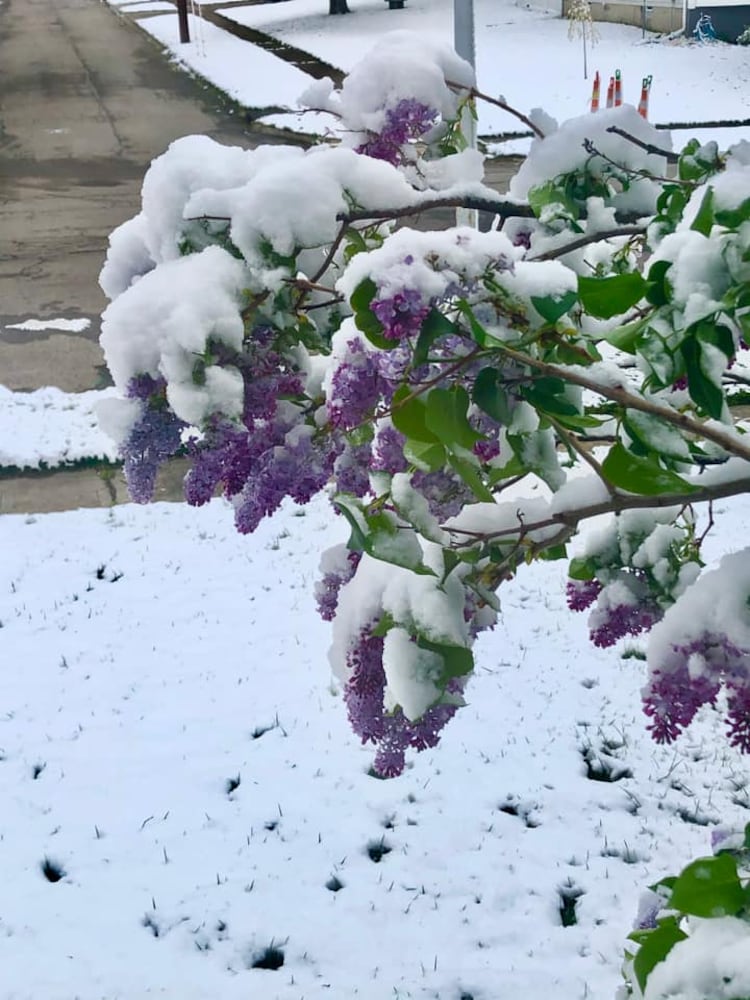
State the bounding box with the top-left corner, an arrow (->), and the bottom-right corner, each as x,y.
561,0 -> 749,40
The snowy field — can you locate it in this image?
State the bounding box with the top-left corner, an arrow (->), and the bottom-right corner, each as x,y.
114,0 -> 750,150
2,486 -> 749,999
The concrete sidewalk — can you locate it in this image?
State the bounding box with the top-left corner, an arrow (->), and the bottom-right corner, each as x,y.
0,0 -> 284,394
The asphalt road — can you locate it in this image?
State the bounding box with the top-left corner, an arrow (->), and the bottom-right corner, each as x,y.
0,0 -> 267,392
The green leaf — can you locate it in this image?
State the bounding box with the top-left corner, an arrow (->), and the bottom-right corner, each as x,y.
637,329 -> 679,387
604,317 -> 648,354
371,612 -> 395,638
414,636 -> 473,683
632,917 -> 687,993
414,308 -> 458,367
425,387 -> 482,450
624,410 -> 691,463
690,187 -> 715,237
568,556 -> 596,581
681,335 -> 725,419
350,278 -> 393,350
645,260 -> 673,307
668,853 -> 745,918
578,273 -> 647,320
528,180 -> 578,220
520,377 -> 579,417
335,499 -> 435,575
530,290 -> 578,325
601,443 -> 698,496
455,300 -> 503,348
391,387 -> 438,444
539,544 -> 567,561
334,499 -> 369,553
473,367 -> 514,424
343,227 -> 369,263
714,196 -> 750,230
447,453 -> 495,503
404,438 -> 446,472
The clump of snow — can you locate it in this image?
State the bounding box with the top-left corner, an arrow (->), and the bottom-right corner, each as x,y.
306,30 -> 474,138
647,548 -> 750,679
100,245 -> 247,423
509,105 -> 672,216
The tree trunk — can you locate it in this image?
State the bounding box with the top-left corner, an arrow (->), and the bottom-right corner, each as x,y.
329,0 -> 350,13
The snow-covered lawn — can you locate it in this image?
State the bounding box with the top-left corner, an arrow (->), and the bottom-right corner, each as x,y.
2,489 -> 749,998
120,0 -> 750,150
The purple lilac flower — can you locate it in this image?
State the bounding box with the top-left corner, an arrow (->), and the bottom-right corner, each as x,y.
345,628 -> 387,744
334,441 -> 372,497
633,890 -> 663,931
726,682 -> 750,752
372,288 -> 430,341
587,574 -> 660,648
471,410 -> 502,463
590,601 -> 659,648
233,433 -> 335,534
370,425 -> 408,474
567,579 -> 603,612
357,99 -> 437,166
412,469 -> 473,521
344,624 -> 463,777
328,338 -> 381,430
184,419 -> 254,505
121,376 -> 186,504
373,685 -> 462,778
643,665 -> 721,744
315,549 -> 361,622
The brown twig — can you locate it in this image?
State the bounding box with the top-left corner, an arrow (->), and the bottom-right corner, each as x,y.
605,125 -> 679,164
446,475 -> 750,547
445,79 -> 545,139
528,226 -> 646,262
494,342 -> 750,463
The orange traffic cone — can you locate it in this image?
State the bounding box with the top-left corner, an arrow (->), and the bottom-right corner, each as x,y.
606,76 -> 615,108
591,71 -> 601,112
614,69 -> 623,107
638,75 -> 652,118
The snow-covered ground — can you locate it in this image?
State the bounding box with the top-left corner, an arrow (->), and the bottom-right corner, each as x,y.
113,0 -> 750,151
2,486 -> 749,999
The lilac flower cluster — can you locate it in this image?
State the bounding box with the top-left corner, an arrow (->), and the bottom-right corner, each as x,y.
370,425 -> 408,474
572,571 -> 661,648
333,441 -> 372,497
184,418 -> 254,505
412,469 -> 473,521
344,624 -> 460,777
372,288 -> 430,341
234,430 -> 335,535
121,376 -> 186,504
357,99 -> 437,166
328,337 -> 382,430
566,578 -> 603,612
643,632 -> 750,750
643,666 -> 720,744
589,600 -> 659,648
314,548 -> 362,622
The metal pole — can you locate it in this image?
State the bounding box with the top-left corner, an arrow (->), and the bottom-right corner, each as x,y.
177,0 -> 190,43
454,1 -> 477,228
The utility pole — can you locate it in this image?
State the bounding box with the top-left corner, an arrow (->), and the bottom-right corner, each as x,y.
177,0 -> 190,43
454,1 -> 477,228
